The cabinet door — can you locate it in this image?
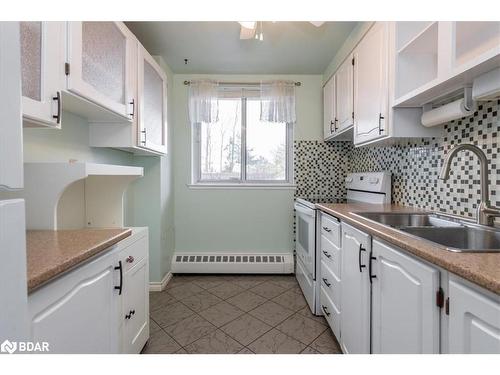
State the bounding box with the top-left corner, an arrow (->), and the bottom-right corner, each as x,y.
67,22 -> 134,119
137,44 -> 168,154
123,258 -> 149,353
340,223 -> 371,354
335,56 -> 354,131
448,277 -> 500,354
353,22 -> 389,145
0,22 -> 23,189
371,240 -> 440,353
323,75 -> 335,139
20,22 -> 65,128
0,200 -> 28,342
28,252 -> 121,353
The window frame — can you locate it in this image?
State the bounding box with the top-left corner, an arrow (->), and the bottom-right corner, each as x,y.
191,90 -> 294,187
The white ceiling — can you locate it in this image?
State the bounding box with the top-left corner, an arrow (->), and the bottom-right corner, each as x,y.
125,21 -> 358,74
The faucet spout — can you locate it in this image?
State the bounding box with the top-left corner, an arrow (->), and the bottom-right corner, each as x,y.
439,143 -> 498,226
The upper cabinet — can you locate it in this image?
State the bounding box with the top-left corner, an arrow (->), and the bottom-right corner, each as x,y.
0,22 -> 23,189
393,21 -> 500,107
137,44 -> 168,154
20,22 -> 66,128
353,22 -> 389,145
323,55 -> 353,141
89,41 -> 169,156
66,22 -> 135,120
323,75 -> 335,140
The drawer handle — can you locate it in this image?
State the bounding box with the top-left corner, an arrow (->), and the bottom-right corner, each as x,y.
322,250 -> 332,259
322,305 -> 331,317
358,244 -> 367,273
126,255 -> 135,263
322,278 -> 331,287
322,226 -> 332,233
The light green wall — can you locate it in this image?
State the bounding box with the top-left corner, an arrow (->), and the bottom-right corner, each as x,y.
173,74 -> 323,255
323,22 -> 373,85
23,56 -> 176,284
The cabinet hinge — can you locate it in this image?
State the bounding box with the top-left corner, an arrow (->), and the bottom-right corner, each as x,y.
436,288 -> 444,308
445,297 -> 450,315
351,57 -> 355,66
65,62 -> 70,76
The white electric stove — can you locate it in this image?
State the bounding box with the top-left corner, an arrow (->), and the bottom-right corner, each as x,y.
294,172 -> 391,315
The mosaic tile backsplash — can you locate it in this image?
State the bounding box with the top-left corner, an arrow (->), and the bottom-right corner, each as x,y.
294,100 -> 500,220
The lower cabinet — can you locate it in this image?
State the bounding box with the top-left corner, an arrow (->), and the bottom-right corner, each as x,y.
340,222 -> 371,354
371,239 -> 440,353
448,276 -> 500,354
28,228 -> 149,354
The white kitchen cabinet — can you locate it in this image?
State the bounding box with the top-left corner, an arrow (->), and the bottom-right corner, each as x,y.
121,235 -> 149,354
335,56 -> 354,133
340,222 -> 371,354
448,276 -> 500,354
353,22 -> 389,145
89,43 -> 168,156
323,75 -> 335,140
20,22 -> 66,128
137,43 -> 168,154
371,239 -> 440,354
66,21 -> 135,120
28,228 -> 149,354
0,199 -> 28,342
394,21 -> 500,107
28,247 -> 121,354
0,22 -> 23,190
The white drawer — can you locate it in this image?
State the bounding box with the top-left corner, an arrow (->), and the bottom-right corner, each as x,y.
120,236 -> 147,272
320,213 -> 341,248
320,286 -> 341,341
320,260 -> 341,306
320,235 -> 341,278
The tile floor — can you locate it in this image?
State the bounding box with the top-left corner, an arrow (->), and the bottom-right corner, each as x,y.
143,274 -> 342,354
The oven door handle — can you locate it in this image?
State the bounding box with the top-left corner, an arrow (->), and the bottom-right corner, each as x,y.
294,204 -> 315,217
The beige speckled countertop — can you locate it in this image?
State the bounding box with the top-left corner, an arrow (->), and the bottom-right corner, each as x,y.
27,228 -> 132,293
316,203 -> 500,295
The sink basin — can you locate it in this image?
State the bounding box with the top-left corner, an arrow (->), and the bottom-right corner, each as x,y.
352,211 -> 500,252
400,226 -> 500,252
353,212 -> 462,228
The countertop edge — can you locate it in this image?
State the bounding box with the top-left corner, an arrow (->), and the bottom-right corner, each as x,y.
316,204 -> 500,295
28,229 -> 132,293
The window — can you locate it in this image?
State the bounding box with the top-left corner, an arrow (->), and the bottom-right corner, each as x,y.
192,89 -> 293,186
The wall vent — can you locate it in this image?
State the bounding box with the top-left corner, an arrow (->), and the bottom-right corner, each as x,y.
171,252 -> 294,274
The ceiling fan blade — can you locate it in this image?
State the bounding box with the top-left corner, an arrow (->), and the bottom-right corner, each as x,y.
310,21 -> 325,27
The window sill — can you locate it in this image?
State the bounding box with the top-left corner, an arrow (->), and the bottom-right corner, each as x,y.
187,183 -> 297,190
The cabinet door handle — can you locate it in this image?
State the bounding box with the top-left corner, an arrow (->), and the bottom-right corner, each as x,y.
369,253 -> 377,283
322,226 -> 331,233
130,309 -> 135,315
322,250 -> 332,259
126,255 -> 135,263
334,118 -> 338,131
125,313 -> 131,320
321,305 -> 331,317
322,278 -> 331,287
129,98 -> 135,118
378,113 -> 385,134
358,244 -> 366,273
114,261 -> 123,295
141,129 -> 147,145
52,91 -> 61,124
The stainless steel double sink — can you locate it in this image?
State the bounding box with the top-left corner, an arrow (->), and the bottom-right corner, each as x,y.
351,212 -> 500,253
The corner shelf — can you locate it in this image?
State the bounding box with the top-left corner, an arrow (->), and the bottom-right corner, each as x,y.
8,162 -> 143,230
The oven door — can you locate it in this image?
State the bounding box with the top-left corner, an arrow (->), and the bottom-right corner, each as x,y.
294,202 -> 316,279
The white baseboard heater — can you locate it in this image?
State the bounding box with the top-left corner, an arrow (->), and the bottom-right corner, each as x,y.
171,252 -> 294,274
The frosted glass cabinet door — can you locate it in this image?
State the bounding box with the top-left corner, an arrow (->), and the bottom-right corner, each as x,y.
20,22 -> 65,128
67,22 -> 135,120
137,44 -> 167,154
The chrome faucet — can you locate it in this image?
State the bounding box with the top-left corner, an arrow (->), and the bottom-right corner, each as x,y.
439,143 -> 500,226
